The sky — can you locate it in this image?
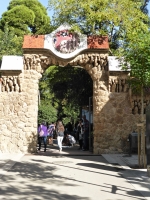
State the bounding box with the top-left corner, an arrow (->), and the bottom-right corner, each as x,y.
0,0 -> 150,19
0,0 -> 53,17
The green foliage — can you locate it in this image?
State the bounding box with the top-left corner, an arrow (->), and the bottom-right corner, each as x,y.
61,102 -> 79,125
0,24 -> 23,60
0,0 -> 53,61
48,0 -> 149,51
0,0 -> 52,36
42,66 -> 92,106
38,100 -> 57,124
120,32 -> 150,93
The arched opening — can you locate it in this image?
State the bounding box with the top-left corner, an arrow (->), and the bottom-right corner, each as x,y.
38,63 -> 93,153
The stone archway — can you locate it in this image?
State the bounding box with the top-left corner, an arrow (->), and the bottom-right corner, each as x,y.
0,25 -> 144,154
22,47 -> 109,154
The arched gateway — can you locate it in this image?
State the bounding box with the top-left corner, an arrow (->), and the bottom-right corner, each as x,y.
0,24 -> 144,153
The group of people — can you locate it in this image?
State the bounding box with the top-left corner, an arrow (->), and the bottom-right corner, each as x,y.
37,115 -> 90,152
38,120 -> 65,152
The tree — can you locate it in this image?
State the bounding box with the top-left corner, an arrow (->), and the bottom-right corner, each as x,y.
38,100 -> 57,124
120,31 -> 150,168
0,0 -> 52,36
0,24 -> 22,61
50,66 -> 93,106
0,0 -> 53,63
48,0 -> 149,53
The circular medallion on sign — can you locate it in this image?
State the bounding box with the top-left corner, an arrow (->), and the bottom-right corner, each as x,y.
53,30 -> 80,54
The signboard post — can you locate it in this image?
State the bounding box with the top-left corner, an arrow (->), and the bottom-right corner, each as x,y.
146,104 -> 150,176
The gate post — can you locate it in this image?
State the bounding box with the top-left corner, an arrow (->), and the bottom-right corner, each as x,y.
146,104 -> 150,176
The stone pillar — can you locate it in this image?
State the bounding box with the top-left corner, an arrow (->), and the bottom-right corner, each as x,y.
0,70 -> 41,153
93,87 -> 109,154
92,71 -> 144,154
21,70 -> 41,153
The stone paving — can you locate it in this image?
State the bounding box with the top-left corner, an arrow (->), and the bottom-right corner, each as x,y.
0,153 -> 147,200
102,154 -> 138,169
0,147 -> 150,200
0,153 -> 24,179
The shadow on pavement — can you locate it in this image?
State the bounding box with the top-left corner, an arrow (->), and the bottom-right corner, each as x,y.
0,159 -> 90,200
0,156 -> 145,200
0,142 -> 148,200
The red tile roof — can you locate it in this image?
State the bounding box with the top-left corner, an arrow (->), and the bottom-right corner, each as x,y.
87,35 -> 109,49
22,35 -> 44,48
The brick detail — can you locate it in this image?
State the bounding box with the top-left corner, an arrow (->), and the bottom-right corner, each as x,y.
22,35 -> 44,48
87,36 -> 109,49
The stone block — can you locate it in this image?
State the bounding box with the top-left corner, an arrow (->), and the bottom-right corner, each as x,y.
25,112 -> 34,118
115,115 -> 124,124
25,123 -> 33,127
19,116 -> 27,123
93,142 -> 99,148
117,148 -> 123,153
24,73 -> 31,79
20,145 -> 28,153
109,147 -> 117,151
1,124 -> 7,129
93,147 -> 99,154
17,123 -> 25,129
26,100 -> 34,105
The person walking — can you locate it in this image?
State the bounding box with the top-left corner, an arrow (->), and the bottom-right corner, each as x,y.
38,122 -> 48,152
56,120 -> 64,152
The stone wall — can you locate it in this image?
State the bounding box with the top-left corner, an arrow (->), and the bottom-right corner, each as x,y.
93,91 -> 141,154
0,70 -> 41,153
92,71 -> 147,154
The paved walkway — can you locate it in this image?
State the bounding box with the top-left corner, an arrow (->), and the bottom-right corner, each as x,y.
102,154 -> 150,199
0,145 -> 150,200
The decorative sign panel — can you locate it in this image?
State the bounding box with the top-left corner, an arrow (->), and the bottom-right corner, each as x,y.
44,24 -> 87,59
53,30 -> 80,54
